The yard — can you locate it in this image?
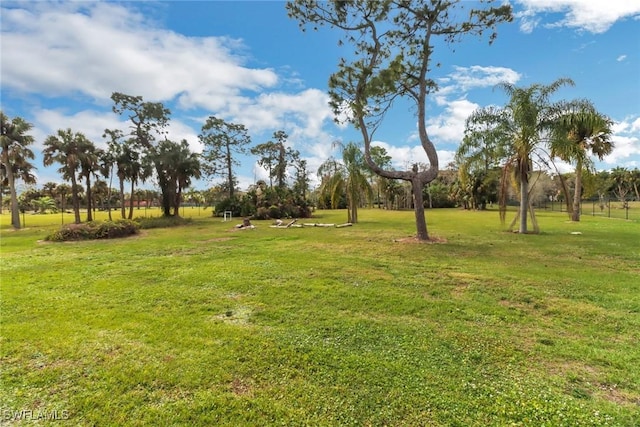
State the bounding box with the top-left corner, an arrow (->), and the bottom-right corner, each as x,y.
1,208 -> 638,426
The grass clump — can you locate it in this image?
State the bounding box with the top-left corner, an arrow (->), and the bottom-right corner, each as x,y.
45,219 -> 139,241
135,215 -> 192,229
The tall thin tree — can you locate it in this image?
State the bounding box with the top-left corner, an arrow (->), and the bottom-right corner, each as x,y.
199,116 -> 251,199
0,112 -> 36,229
288,0 -> 512,240
43,129 -> 89,224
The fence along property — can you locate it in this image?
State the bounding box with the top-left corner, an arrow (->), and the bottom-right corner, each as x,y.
538,197 -> 639,221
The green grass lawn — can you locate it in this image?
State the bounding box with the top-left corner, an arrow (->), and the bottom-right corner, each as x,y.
1,208 -> 639,426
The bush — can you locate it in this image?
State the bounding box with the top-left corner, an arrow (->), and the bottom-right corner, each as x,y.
254,207 -> 270,220
45,220 -> 139,242
135,216 -> 192,229
268,205 -> 282,219
214,197 -> 242,218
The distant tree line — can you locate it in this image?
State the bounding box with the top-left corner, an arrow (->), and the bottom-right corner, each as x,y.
3,85 -> 640,231
0,93 -> 315,228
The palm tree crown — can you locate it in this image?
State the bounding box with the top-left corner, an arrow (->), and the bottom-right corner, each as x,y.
550,102 -> 613,221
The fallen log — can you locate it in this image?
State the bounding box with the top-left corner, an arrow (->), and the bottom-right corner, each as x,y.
286,219 -> 298,228
269,221 -> 352,229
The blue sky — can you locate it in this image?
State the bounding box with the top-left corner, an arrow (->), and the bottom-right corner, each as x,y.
1,0 -> 639,192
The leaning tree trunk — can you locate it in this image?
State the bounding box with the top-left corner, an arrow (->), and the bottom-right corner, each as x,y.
571,159 -> 582,222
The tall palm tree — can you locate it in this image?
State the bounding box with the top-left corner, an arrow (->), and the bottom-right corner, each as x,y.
54,183 -> 71,217
43,129 -> 88,224
78,140 -> 101,222
174,140 -> 201,216
550,102 -> 613,221
0,152 -> 37,218
102,129 -> 127,219
463,78 -> 574,233
121,140 -> 150,220
91,180 -> 110,213
367,146 -> 392,209
42,182 -> 58,200
0,112 -> 36,229
318,142 -> 372,223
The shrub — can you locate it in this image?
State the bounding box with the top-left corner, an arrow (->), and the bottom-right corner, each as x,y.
45,220 -> 139,242
254,207 -> 270,220
268,205 -> 282,219
214,197 -> 242,217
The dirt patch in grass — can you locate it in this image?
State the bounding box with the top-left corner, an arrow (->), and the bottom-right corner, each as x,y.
213,306 -> 254,325
230,377 -> 254,397
546,361 -> 640,406
596,382 -> 640,406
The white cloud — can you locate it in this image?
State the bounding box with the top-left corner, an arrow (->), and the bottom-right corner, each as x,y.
33,109 -> 125,149
0,2 -> 278,107
616,54 -> 627,62
515,0 -> 640,34
605,135 -> 640,166
32,109 -> 202,154
423,66 -> 520,146
603,115 -> 640,167
426,99 -> 481,144
367,140 -> 457,173
165,121 -> 203,154
448,66 -> 521,91
223,89 -> 333,138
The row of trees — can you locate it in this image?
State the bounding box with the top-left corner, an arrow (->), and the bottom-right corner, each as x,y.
5,153 -> 638,217
0,79 -> 632,233
2,91 -> 637,227
1,93 -> 316,229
